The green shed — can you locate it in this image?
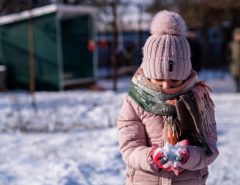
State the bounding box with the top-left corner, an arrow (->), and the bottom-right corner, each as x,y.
0,4 -> 97,91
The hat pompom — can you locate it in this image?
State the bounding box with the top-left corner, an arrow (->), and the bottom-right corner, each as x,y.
150,10 -> 187,36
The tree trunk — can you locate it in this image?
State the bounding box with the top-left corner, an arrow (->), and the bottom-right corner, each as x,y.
111,2 -> 118,91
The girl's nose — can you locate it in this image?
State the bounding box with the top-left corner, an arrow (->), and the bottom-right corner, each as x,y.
162,81 -> 170,88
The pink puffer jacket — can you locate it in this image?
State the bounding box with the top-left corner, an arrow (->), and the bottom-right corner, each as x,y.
117,95 -> 219,185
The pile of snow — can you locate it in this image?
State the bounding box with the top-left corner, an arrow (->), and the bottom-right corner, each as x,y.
0,91 -> 126,132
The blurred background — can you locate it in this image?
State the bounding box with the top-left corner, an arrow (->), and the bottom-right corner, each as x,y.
0,0 -> 239,91
0,1 -> 240,185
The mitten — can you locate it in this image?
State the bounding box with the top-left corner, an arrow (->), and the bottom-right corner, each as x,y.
152,139 -> 189,175
171,139 -> 189,175
152,144 -> 172,171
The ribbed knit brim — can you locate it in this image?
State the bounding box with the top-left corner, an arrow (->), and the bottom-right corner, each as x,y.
141,34 -> 192,80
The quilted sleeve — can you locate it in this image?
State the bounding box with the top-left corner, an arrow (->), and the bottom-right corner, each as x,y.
117,96 -> 159,173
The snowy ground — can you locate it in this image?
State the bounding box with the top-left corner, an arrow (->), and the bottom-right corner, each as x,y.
0,70 -> 239,185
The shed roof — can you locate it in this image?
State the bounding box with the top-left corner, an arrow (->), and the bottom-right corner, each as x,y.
0,4 -> 97,25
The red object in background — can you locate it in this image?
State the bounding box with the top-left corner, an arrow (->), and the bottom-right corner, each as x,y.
88,40 -> 95,51
98,40 -> 108,49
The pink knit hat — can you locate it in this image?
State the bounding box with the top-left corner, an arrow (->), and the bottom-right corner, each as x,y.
141,10 -> 192,80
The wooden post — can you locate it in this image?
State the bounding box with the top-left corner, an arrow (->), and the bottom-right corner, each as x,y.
28,9 -> 36,108
111,2 -> 118,92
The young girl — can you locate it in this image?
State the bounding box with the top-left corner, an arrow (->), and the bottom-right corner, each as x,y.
117,10 -> 219,185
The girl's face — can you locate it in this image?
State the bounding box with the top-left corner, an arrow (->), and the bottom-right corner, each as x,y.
150,79 -> 183,88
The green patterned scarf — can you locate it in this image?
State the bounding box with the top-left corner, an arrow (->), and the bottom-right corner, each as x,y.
128,81 -> 180,117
